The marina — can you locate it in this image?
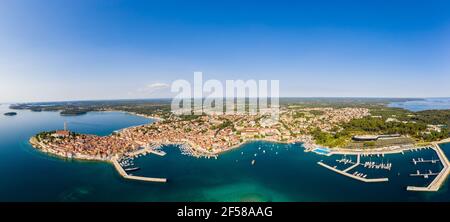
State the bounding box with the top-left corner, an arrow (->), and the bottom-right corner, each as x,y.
406,142 -> 450,192
112,156 -> 167,183
318,154 -> 389,183
318,142 -> 450,191
109,143 -> 170,183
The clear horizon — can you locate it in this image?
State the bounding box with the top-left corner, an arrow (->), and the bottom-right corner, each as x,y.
3,96 -> 450,105
1,0 -> 450,102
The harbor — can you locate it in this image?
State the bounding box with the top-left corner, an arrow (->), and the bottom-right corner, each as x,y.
406,142 -> 450,192
111,156 -> 167,183
318,154 -> 389,183
316,141 -> 450,192
108,143 -> 170,183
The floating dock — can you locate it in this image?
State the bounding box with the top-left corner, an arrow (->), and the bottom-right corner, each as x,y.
412,158 -> 439,165
409,170 -> 439,178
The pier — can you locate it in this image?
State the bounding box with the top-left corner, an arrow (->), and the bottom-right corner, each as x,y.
412,158 -> 439,165
111,157 -> 167,183
407,142 -> 450,192
318,154 -> 388,183
409,170 -> 439,178
342,155 -> 360,173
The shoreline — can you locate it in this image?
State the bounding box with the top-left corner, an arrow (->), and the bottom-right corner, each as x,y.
100,109 -> 165,122
28,110 -> 450,191
30,132 -> 450,163
27,108 -> 449,157
30,136 -> 167,183
29,134 -> 450,190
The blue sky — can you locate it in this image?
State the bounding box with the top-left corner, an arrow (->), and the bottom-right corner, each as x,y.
0,0 -> 449,102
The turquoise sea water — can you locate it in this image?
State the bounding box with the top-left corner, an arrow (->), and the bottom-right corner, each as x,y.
1,104 -> 450,201
388,98 -> 450,111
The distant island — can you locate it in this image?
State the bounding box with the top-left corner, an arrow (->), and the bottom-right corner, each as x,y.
4,112 -> 17,116
60,109 -> 88,116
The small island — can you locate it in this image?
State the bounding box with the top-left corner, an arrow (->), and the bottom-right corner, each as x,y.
60,109 -> 88,116
4,112 -> 17,116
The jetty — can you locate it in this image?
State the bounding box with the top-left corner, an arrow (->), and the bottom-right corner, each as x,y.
407,142 -> 450,192
111,157 -> 166,183
318,155 -> 389,183
342,154 -> 360,172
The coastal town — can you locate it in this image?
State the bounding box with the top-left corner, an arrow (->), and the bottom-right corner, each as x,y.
28,104 -> 450,191
30,106 -> 372,161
